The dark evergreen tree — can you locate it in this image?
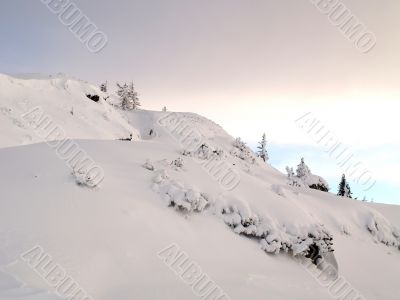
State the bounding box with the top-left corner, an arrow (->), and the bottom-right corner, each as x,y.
100,81 -> 107,93
337,174 -> 352,198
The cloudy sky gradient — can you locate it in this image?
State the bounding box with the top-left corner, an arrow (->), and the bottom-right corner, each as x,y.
1,0 -> 399,204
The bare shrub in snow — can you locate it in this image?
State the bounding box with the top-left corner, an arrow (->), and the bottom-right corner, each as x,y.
181,150 -> 191,157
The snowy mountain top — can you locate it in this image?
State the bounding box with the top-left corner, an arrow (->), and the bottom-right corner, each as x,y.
7,72 -> 73,80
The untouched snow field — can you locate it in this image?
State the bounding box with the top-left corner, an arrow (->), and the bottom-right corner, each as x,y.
0,74 -> 399,300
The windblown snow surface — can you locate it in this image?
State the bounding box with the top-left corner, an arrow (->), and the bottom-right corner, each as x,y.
0,74 -> 399,300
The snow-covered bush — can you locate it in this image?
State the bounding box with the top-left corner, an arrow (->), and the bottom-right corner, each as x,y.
297,158 -> 329,191
307,176 -> 329,192
286,158 -> 329,192
181,150 -> 191,156
230,138 -> 256,164
212,148 -> 225,158
365,210 -> 400,247
218,199 -> 334,259
153,169 -> 169,184
195,144 -> 212,160
340,224 -> 351,235
143,159 -> 155,171
181,143 -> 225,161
152,170 -> 209,213
171,157 -> 184,170
72,168 -> 97,188
285,167 -> 304,188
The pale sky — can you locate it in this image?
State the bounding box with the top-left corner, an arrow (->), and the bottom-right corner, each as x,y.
1,0 -> 399,204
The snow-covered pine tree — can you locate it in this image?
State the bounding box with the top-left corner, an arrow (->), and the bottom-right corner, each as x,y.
286,166 -> 302,187
116,82 -> 140,110
296,158 -> 311,180
257,133 -> 269,163
116,82 -> 131,110
100,81 -> 107,93
293,158 -> 329,192
337,174 -> 352,198
128,81 -> 141,110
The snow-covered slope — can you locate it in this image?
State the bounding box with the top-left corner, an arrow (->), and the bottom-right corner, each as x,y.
0,74 -> 399,300
0,73 -> 138,148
